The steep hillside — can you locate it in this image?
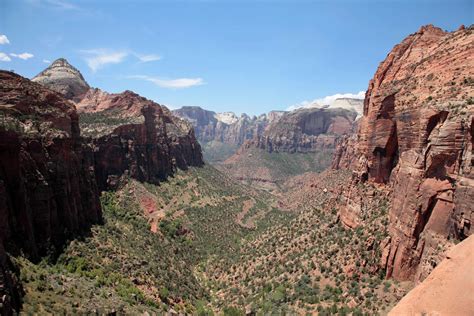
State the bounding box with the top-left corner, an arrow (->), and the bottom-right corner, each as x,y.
16,165 -> 291,314
200,169 -> 409,315
333,24 -> 474,282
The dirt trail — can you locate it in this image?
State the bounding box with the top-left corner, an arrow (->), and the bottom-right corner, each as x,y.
235,199 -> 256,229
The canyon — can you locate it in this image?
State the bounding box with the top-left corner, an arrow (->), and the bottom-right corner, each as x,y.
173,98 -> 362,163
0,23 -> 472,315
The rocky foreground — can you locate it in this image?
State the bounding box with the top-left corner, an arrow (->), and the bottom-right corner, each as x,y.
389,235 -> 474,315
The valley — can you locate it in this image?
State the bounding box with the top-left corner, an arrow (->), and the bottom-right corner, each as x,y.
0,21 -> 472,316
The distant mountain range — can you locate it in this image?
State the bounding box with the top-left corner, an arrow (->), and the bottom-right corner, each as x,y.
173,98 -> 362,162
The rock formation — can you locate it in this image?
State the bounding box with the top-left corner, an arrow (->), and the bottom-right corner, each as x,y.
79,90 -> 204,190
172,106 -> 279,146
32,58 -> 90,102
389,235 -> 474,315
333,25 -> 474,282
250,107 -> 358,153
0,71 -> 102,311
33,59 -> 204,190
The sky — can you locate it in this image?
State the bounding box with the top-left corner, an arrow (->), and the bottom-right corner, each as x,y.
0,0 -> 472,115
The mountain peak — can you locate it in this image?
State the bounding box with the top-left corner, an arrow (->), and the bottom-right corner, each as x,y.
32,57 -> 90,101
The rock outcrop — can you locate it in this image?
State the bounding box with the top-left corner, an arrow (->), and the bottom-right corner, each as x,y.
389,235 -> 474,315
34,59 -> 204,191
333,25 -> 474,282
250,107 -> 358,153
79,90 -> 204,190
32,58 -> 90,102
172,106 -> 278,146
0,71 -> 102,311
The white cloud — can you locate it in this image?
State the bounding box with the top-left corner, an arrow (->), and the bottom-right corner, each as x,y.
25,0 -> 80,10
0,35 -> 10,45
81,49 -> 128,72
135,54 -> 161,62
10,52 -> 34,60
287,91 -> 365,111
45,0 -> 80,10
43,59 -> 51,63
0,52 -> 11,62
129,75 -> 205,89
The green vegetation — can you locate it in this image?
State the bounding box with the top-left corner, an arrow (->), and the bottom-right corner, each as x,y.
15,165 -> 404,314
219,147 -> 334,191
79,110 -> 143,137
201,140 -> 240,163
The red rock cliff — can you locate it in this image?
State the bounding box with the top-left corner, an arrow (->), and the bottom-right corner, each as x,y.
77,89 -> 204,190
333,25 -> 474,281
0,71 -> 102,311
33,59 -> 204,191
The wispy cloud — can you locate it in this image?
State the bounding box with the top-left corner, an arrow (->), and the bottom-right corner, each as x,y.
0,52 -> 11,62
80,49 -> 128,72
287,91 -> 365,111
45,0 -> 80,10
27,0 -> 80,11
10,52 -> 34,60
43,59 -> 51,63
0,35 -> 10,45
135,53 -> 161,63
129,75 -> 205,89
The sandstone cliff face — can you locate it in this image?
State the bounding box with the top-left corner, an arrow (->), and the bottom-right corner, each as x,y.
79,91 -> 204,190
32,58 -> 90,102
389,235 -> 474,315
333,25 -> 474,282
250,107 -> 358,153
0,71 -> 102,311
34,59 -> 204,191
172,106 -> 275,146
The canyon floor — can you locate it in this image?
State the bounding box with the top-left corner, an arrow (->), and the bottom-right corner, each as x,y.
15,164 -> 413,315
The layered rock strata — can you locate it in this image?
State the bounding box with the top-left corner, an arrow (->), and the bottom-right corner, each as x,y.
250,107 -> 358,153
0,71 -> 103,311
333,25 -> 474,281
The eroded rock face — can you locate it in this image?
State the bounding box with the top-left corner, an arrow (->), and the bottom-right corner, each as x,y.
333,25 -> 474,282
389,235 -> 474,315
172,106 -> 274,146
32,58 -> 90,102
33,61 -> 204,191
80,92 -> 204,190
251,107 -> 358,153
0,71 -> 102,311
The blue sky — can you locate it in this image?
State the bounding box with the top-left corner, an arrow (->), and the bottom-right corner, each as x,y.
0,0 -> 472,115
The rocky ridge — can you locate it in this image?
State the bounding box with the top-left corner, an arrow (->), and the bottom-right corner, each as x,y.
333,24 -> 474,282
33,59 -> 204,190
247,107 -> 358,153
389,234 -> 474,315
172,106 -> 277,146
32,58 -> 90,102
